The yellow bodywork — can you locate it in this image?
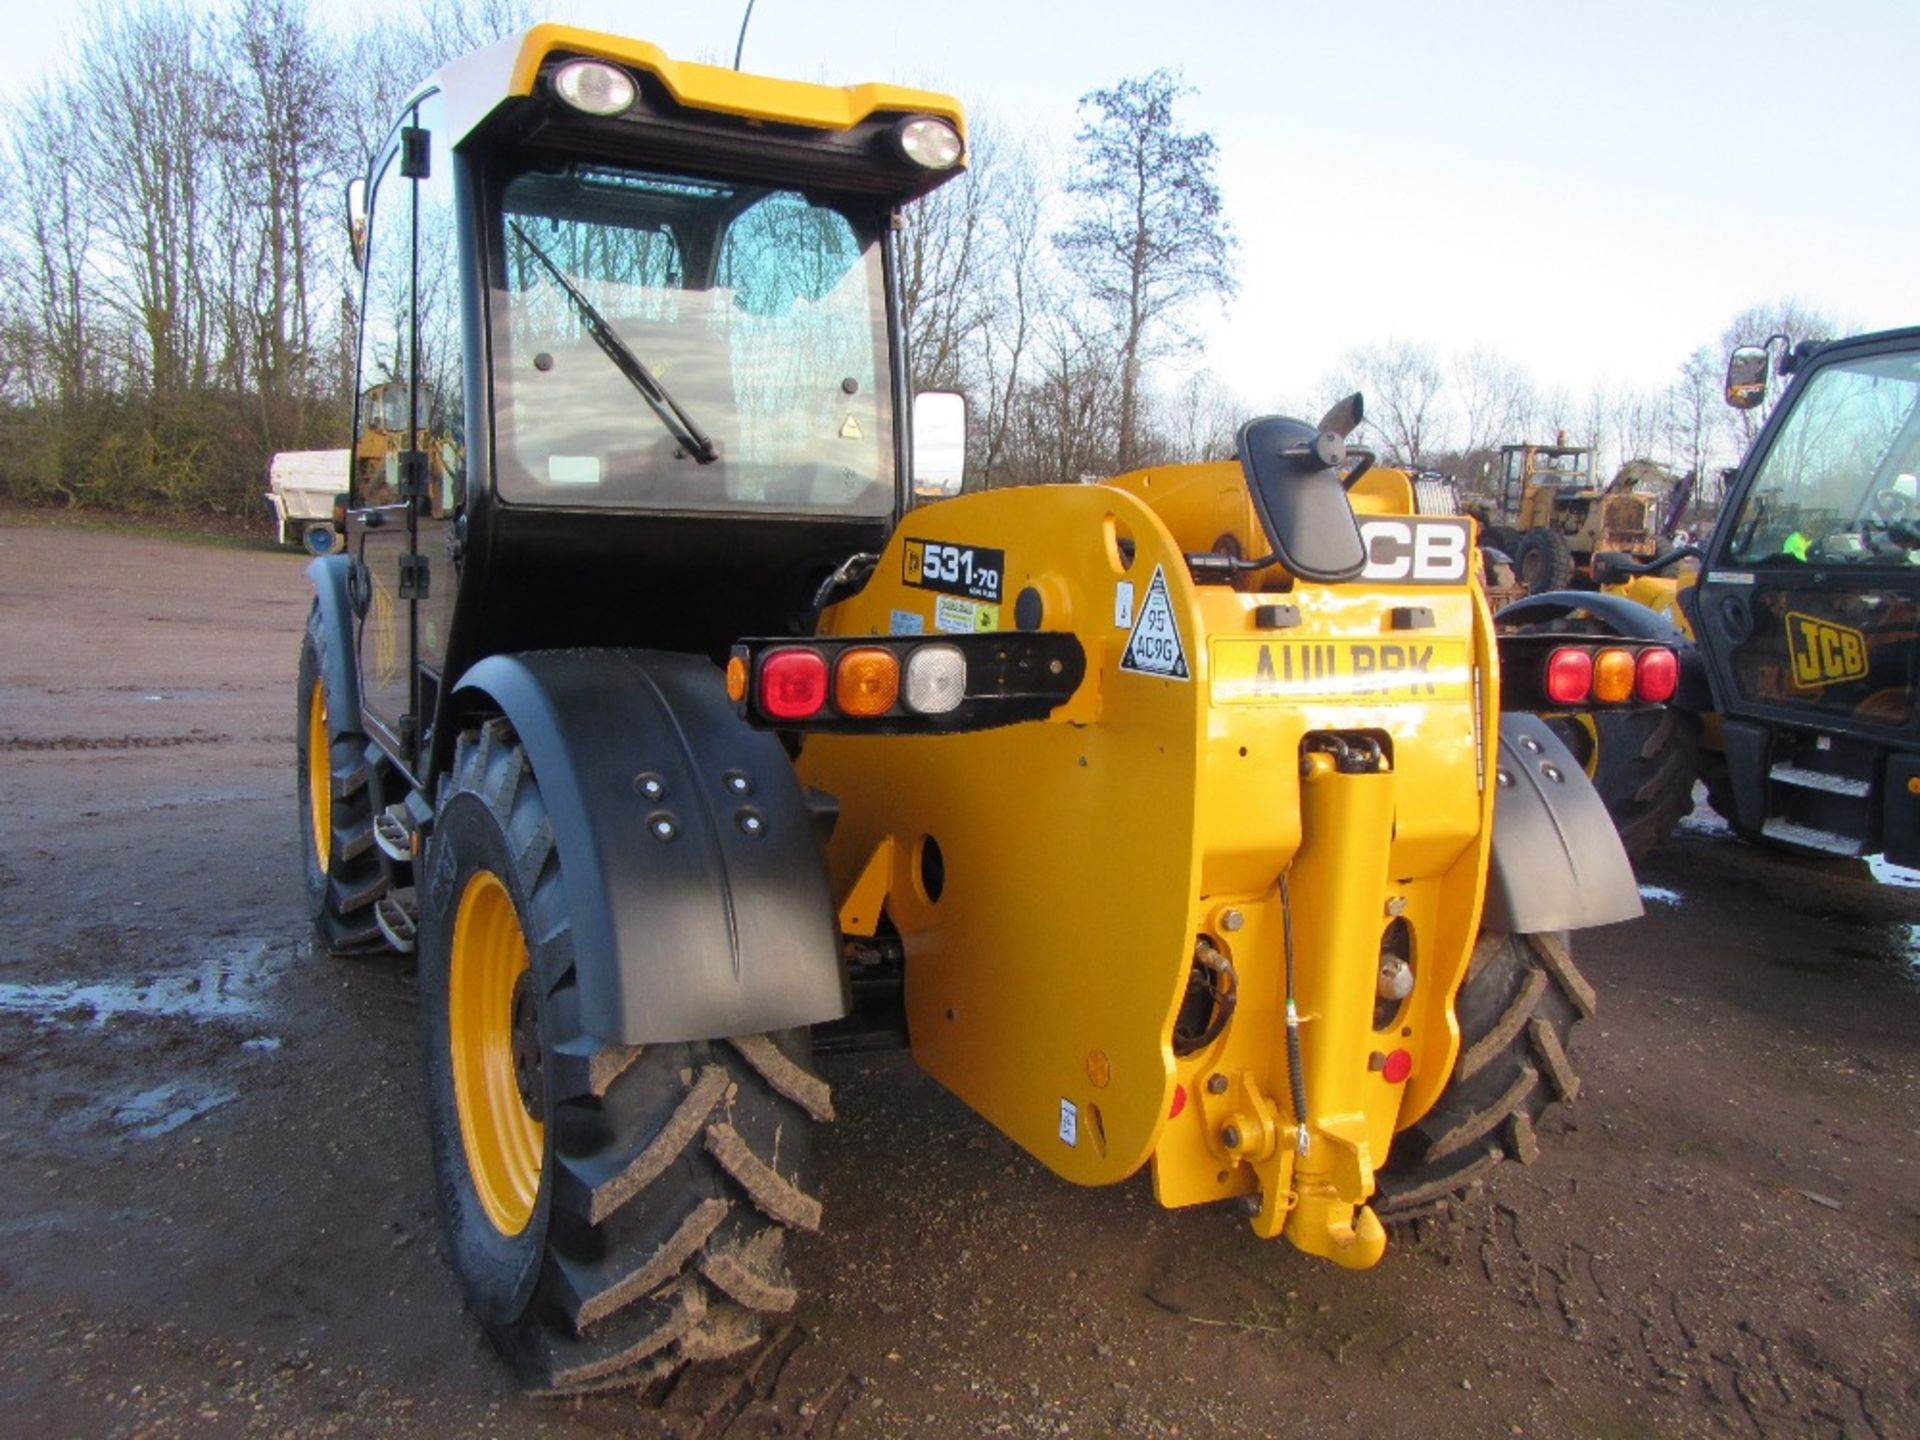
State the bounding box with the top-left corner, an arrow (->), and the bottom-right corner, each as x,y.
802,464 -> 1500,1267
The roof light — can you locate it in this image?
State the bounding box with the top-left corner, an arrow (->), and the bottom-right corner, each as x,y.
759,648 -> 829,721
834,647 -> 900,717
896,116 -> 964,170
1592,647 -> 1637,704
1544,647 -> 1593,706
903,644 -> 966,714
1636,647 -> 1679,703
553,59 -> 637,117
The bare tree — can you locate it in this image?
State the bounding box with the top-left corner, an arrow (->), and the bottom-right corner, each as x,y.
1054,70 -> 1236,472
1451,345 -> 1535,458
1328,341 -> 1448,466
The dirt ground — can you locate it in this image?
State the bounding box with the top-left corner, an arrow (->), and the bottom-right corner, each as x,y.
0,521 -> 1915,1439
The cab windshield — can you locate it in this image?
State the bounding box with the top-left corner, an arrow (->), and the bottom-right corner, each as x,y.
490,163 -> 895,515
1726,348 -> 1920,566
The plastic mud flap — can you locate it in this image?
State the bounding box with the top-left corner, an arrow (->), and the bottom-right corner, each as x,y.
453,649 -> 848,1045
304,555 -> 360,716
1483,713 -> 1645,934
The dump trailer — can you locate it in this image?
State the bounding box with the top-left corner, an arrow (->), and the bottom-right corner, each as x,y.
265,449 -> 351,554
1527,327 -> 1920,863
299,26 -> 1677,1394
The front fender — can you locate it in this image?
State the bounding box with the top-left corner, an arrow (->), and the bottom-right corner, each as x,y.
1483,713 -> 1644,934
454,649 -> 848,1046
304,555 -> 360,718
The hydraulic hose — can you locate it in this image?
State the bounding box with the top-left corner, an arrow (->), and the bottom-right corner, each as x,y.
1279,870 -> 1309,1156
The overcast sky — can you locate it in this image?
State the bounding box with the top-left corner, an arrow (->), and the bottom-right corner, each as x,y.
8,0 -> 1915,411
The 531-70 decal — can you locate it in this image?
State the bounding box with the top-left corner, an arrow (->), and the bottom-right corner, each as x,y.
902,538 -> 1004,603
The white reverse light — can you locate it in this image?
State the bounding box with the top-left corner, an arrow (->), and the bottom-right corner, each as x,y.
903,645 -> 966,714
553,60 -> 637,117
896,116 -> 964,170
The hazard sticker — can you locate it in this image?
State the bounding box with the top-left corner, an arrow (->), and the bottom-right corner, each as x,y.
1059,1099 -> 1078,1147
1115,580 -> 1135,629
1119,565 -> 1189,680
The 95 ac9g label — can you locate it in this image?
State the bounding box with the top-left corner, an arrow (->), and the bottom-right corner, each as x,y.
902,538 -> 1004,603
1211,638 -> 1470,705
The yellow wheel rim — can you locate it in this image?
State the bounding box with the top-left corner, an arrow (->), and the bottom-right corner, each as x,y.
1565,713 -> 1600,778
450,870 -> 545,1236
306,683 -> 331,874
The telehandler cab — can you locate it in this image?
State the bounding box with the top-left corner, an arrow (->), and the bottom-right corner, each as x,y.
299,26 -> 1673,1393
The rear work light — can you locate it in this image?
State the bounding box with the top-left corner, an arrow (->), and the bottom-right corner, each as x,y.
1591,647 -> 1637,704
895,116 -> 964,170
552,59 -> 637,117
759,648 -> 829,721
1635,646 -> 1679,703
1544,647 -> 1594,706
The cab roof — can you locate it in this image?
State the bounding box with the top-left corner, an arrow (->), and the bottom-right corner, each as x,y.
425,24 -> 967,152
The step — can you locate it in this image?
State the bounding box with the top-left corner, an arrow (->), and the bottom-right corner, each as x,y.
374,887 -> 418,953
1759,818 -> 1866,857
1769,764 -> 1871,798
373,805 -> 415,863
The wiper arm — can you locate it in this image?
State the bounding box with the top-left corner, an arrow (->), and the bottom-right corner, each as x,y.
509,221 -> 718,465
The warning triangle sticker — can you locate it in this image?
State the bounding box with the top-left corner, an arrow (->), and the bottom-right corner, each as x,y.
1119,564 -> 1189,680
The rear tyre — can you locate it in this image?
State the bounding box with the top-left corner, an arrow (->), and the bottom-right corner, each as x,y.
419,719 -> 833,1395
296,603 -> 387,952
1548,708 -> 1700,862
1514,527 -> 1575,593
1375,931 -> 1593,1216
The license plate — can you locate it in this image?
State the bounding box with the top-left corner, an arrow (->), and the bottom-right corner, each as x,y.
1210,638 -> 1471,705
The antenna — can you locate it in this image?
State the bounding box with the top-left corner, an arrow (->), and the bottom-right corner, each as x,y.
734,0 -> 757,70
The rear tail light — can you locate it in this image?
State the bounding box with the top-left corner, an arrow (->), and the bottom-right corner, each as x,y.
1635,647 -> 1679,703
759,648 -> 829,721
1592,647 -> 1637,703
1544,647 -> 1593,705
903,644 -> 966,714
834,647 -> 900,717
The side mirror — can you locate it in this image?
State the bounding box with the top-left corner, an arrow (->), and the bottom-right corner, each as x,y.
911,390 -> 966,499
1724,345 -> 1770,410
346,177 -> 369,272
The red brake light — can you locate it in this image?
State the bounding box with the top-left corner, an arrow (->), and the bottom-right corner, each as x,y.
759,648 -> 829,721
1544,647 -> 1593,706
1636,646 -> 1679,703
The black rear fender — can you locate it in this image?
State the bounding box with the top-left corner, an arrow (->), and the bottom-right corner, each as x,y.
450,649 -> 847,1046
1483,713 -> 1644,934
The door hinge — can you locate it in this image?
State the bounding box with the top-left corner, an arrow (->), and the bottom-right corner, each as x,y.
398,449 -> 430,500
400,126 -> 430,180
399,553 -> 430,600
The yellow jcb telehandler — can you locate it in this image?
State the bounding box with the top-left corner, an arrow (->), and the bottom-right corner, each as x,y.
297,26 -> 1676,1393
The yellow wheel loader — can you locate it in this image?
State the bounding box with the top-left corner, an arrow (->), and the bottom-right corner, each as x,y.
297,26 -> 1675,1394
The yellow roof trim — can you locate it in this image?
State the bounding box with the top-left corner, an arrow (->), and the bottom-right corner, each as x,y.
502,24 -> 965,135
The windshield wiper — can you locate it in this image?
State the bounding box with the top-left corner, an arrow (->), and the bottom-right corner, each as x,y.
509,221 -> 718,465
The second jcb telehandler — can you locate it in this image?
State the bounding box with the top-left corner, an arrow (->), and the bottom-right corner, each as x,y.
298,25 -> 1675,1394
1513,327 -> 1920,864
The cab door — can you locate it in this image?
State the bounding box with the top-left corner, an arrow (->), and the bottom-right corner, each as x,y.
349,95 -> 466,769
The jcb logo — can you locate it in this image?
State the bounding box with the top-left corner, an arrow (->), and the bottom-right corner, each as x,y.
1358,517 -> 1471,584
1785,612 -> 1868,687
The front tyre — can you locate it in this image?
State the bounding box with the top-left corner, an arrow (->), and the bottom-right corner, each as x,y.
1375,931 -> 1594,1216
419,719 -> 833,1394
